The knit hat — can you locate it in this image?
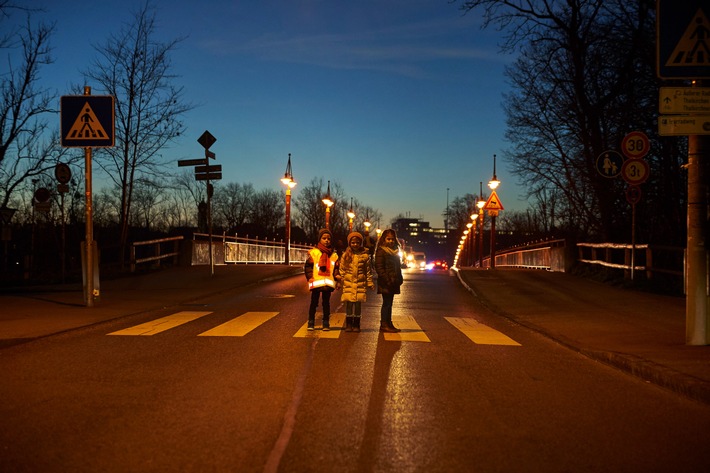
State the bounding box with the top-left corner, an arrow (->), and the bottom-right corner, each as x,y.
347,231 -> 363,244
318,228 -> 332,241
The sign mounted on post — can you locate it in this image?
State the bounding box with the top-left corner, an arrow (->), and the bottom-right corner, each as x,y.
658,115 -> 710,136
621,131 -> 650,159
659,87 -> 710,114
657,1 -> 710,79
60,95 -> 115,147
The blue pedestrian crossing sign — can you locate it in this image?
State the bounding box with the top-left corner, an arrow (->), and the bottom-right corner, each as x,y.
60,95 -> 115,147
657,1 -> 710,79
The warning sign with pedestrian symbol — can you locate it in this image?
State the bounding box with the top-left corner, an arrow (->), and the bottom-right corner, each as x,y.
657,1 -> 710,79
60,95 -> 115,148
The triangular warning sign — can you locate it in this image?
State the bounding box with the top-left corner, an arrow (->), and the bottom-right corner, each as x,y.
666,8 -> 710,67
65,102 -> 110,141
484,190 -> 504,211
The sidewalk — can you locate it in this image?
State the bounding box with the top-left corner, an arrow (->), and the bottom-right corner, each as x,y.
2,265 -> 710,405
456,268 -> 710,405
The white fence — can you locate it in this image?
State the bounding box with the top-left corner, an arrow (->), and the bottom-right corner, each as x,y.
191,233 -> 310,266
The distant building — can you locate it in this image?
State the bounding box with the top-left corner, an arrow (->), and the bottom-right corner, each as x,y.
391,217 -> 452,262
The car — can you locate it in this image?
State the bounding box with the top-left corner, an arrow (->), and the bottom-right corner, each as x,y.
427,260 -> 448,271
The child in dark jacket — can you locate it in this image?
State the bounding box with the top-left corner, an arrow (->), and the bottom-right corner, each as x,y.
374,229 -> 403,332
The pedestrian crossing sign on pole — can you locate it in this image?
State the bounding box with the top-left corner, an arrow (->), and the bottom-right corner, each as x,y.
657,1 -> 710,79
60,95 -> 115,147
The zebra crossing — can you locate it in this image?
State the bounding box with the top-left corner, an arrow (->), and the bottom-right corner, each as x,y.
107,310 -> 522,346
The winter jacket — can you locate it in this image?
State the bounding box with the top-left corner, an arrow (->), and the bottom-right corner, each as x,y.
375,246 -> 403,295
338,250 -> 373,302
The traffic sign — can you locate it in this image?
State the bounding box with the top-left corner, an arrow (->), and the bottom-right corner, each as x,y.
54,163 -> 72,184
60,95 -> 115,147
622,159 -> 650,185
195,172 -> 222,181
178,158 -> 207,167
659,87 -> 710,114
657,1 -> 710,79
197,130 -> 216,150
658,115 -> 710,136
596,150 -> 623,178
34,187 -> 51,203
621,131 -> 650,159
626,185 -> 642,205
483,190 -> 504,211
195,165 -> 222,174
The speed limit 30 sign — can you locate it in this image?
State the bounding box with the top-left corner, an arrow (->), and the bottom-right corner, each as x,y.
621,131 -> 650,159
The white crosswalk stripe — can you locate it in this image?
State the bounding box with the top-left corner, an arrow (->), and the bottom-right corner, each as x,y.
107,311 -> 520,346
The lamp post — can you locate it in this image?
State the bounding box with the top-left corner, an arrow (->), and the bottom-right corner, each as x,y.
466,223 -> 473,266
347,197 -> 355,232
280,153 -> 296,265
322,180 -> 334,230
477,183 -> 485,267
470,212 -> 478,266
488,154 -> 501,269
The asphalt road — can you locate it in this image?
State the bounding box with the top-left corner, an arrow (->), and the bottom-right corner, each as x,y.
1,269 -> 710,472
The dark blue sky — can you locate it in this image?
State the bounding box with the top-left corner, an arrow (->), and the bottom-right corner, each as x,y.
36,0 -> 522,227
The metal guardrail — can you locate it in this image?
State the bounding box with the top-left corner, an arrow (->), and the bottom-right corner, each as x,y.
477,239 -> 568,271
130,235 -> 183,272
576,242 -> 684,280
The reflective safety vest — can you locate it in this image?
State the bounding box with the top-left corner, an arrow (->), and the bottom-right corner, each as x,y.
308,248 -> 338,290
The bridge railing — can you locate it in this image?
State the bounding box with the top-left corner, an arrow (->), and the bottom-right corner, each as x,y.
575,242 -> 684,281
190,233 -> 310,266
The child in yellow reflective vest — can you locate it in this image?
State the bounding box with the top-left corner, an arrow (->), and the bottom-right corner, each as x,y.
304,228 -> 340,331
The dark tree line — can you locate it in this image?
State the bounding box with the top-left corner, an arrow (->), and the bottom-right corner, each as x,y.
452,0 -> 687,246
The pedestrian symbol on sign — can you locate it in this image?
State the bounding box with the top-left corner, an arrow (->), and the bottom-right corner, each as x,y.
666,8 -> 710,67
65,102 -> 109,140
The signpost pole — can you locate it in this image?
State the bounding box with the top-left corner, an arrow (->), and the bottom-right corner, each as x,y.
687,82 -> 710,345
83,86 -> 95,307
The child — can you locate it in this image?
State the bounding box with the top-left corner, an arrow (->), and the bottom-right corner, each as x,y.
374,229 -> 403,332
304,228 -> 340,331
337,231 -> 373,332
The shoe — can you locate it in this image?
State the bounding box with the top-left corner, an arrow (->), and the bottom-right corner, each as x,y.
322,319 -> 330,331
353,317 -> 361,333
307,324 -> 314,331
388,322 -> 401,333
345,316 -> 354,332
380,322 -> 397,333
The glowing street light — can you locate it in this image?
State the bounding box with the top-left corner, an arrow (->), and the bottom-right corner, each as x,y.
488,154 -> 501,269
280,153 -> 297,265
322,180 -> 334,229
347,197 -> 355,232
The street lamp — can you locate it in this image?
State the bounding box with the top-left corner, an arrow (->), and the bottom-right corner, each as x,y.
488,154 -> 500,269
347,197 -> 355,232
470,213 -> 478,267
322,180 -> 334,230
477,183 -> 485,267
280,153 -> 296,265
466,223 -> 473,266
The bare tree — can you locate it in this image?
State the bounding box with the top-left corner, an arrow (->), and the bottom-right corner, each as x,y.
83,0 -> 193,264
249,188 -> 282,237
0,6 -> 73,209
212,182 -> 254,231
457,1 -> 671,241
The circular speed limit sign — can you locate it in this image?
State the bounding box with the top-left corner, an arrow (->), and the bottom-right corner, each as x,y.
621,158 -> 650,185
621,131 -> 650,159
